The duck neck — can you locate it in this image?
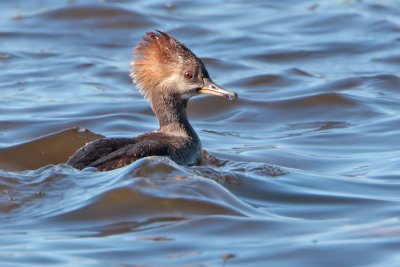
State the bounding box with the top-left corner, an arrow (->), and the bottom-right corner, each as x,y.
150,93 -> 198,138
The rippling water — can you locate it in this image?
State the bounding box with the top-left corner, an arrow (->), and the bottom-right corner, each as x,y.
1,0 -> 400,266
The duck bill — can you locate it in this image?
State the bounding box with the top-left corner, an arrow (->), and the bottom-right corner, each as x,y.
199,78 -> 238,100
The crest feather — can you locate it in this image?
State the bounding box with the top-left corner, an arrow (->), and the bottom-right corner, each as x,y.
130,31 -> 197,99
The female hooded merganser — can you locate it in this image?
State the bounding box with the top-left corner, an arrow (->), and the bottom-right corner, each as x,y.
67,31 -> 237,171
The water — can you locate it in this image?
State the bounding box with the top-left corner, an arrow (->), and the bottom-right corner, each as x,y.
1,0 -> 400,266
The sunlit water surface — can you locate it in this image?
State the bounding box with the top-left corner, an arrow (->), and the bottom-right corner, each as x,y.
1,0 -> 400,266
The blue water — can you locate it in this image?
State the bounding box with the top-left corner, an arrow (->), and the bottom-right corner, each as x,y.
1,0 -> 400,266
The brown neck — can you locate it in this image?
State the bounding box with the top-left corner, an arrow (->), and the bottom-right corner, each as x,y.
150,92 -> 198,138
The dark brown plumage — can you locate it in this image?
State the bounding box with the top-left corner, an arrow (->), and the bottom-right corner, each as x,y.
67,31 -> 237,171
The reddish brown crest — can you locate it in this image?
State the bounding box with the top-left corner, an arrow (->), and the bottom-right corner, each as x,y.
130,31 -> 197,99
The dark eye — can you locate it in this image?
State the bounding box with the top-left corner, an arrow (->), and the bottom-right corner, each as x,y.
184,71 -> 193,80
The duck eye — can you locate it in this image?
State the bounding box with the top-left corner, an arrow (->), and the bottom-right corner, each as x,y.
184,71 -> 193,80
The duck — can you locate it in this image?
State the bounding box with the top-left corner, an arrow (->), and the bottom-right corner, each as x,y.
67,31 -> 237,171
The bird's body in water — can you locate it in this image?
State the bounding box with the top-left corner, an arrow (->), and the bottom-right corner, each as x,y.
67,31 -> 237,171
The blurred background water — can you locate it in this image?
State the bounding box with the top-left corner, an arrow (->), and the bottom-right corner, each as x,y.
1,0 -> 400,266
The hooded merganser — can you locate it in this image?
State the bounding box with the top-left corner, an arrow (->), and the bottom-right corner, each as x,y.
67,31 -> 237,171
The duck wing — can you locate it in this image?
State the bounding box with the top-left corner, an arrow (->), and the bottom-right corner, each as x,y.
66,138 -> 134,170
87,138 -> 171,171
